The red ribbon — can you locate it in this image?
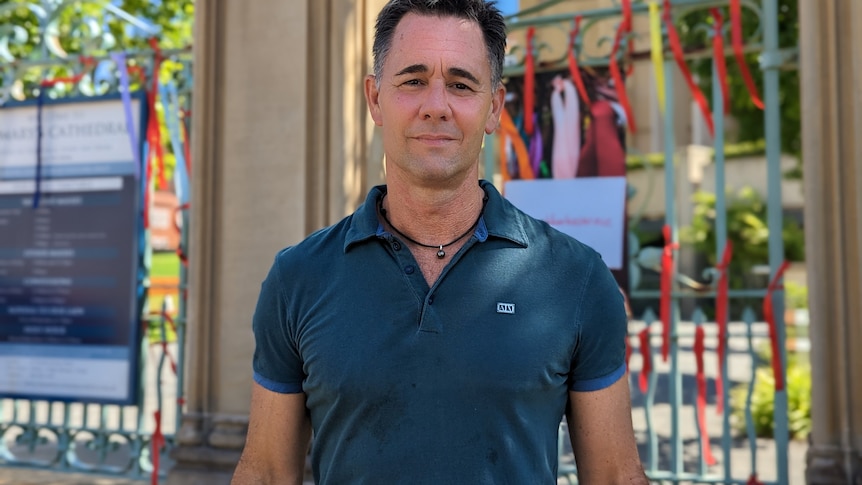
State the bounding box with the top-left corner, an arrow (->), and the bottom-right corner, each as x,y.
151,409 -> 164,485
663,0 -> 714,137
711,8 -> 730,114
148,309 -> 179,485
714,241 -> 733,414
567,16 -> 591,108
660,224 -> 678,361
621,0 -> 634,77
625,334 -> 632,372
39,56 -> 95,88
146,37 -> 167,192
34,57 -> 96,208
173,203 -> 190,266
694,324 -> 717,465
747,473 -> 764,485
730,0 -> 765,110
638,327 -> 652,393
524,27 -> 536,136
763,261 -> 790,391
609,10 -> 636,133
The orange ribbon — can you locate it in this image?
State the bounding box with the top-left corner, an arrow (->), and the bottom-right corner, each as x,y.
714,241 -> 733,414
567,16 -> 591,108
524,27 -> 536,136
663,0 -> 714,137
660,224 -> 678,361
498,109 -> 535,181
711,8 -> 730,114
763,261 -> 790,391
730,0 -> 765,110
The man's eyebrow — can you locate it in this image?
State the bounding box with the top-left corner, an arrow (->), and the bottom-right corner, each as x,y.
447,67 -> 480,85
394,64 -> 428,76
393,64 -> 481,85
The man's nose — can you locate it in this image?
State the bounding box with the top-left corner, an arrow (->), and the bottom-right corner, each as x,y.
421,81 -> 452,120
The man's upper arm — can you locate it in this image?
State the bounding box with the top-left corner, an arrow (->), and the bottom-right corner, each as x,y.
566,376 -> 648,484
232,383 -> 311,485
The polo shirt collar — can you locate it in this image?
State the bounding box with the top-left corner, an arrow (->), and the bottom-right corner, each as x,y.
344,180 -> 529,253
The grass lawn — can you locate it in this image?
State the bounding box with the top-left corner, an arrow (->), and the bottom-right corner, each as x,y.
147,251 -> 181,343
151,251 -> 181,278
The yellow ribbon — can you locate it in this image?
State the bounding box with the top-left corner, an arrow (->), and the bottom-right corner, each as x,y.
649,0 -> 666,115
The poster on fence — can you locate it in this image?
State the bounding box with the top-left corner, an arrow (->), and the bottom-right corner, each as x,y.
505,177 -> 627,270
0,94 -> 145,404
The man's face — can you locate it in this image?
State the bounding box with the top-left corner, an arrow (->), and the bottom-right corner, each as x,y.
365,13 -> 505,187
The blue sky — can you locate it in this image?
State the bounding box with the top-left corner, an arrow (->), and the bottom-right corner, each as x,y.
496,0 -> 520,16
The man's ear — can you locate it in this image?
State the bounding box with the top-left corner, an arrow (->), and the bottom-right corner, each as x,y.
485,84 -> 506,135
365,75 -> 383,127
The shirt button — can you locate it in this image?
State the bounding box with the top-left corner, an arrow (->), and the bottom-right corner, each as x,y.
404,265 -> 414,274
393,241 -> 402,251
427,295 -> 434,304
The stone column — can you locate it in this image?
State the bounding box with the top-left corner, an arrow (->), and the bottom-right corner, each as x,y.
167,1 -> 383,483
799,0 -> 862,483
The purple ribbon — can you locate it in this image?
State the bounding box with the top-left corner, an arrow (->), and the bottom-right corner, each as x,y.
112,52 -> 141,180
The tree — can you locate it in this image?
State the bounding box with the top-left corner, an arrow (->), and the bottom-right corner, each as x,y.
0,0 -> 195,183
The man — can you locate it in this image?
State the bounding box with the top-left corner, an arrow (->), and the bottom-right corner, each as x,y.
232,1 -> 647,483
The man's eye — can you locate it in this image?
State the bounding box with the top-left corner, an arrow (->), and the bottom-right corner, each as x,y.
403,79 -> 422,86
452,83 -> 470,90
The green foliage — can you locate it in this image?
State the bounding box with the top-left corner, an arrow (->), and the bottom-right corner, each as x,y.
0,0 -> 194,184
677,0 -> 801,171
784,281 -> 808,310
731,354 -> 811,441
681,187 -> 804,290
0,0 -> 193,58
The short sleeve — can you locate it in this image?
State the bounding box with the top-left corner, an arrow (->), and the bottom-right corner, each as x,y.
569,255 -> 628,392
251,253 -> 305,393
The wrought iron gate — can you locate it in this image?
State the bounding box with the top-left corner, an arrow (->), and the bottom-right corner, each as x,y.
493,0 -> 797,483
0,1 -> 191,481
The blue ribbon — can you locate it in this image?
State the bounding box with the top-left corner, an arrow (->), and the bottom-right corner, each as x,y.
33,88 -> 45,208
159,80 -> 189,205
112,52 -> 141,181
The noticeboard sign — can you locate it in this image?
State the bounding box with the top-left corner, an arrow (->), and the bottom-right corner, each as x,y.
0,94 -> 145,404
505,177 -> 627,270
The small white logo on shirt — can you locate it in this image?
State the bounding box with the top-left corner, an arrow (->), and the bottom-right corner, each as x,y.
496,302 -> 515,314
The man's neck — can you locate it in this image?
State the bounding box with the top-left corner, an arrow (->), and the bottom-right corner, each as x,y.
380,175 -> 486,249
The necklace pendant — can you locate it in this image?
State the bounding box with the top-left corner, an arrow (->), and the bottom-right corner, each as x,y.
436,246 -> 445,259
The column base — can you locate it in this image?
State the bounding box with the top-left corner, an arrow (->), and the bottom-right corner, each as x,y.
806,444 -> 862,485
165,412 -> 313,484
165,446 -> 241,485
165,413 -> 245,485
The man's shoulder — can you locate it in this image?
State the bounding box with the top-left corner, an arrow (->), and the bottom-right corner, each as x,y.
513,204 -> 603,264
273,214 -> 356,269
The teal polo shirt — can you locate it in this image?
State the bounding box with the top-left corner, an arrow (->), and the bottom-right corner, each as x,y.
252,180 -> 627,484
